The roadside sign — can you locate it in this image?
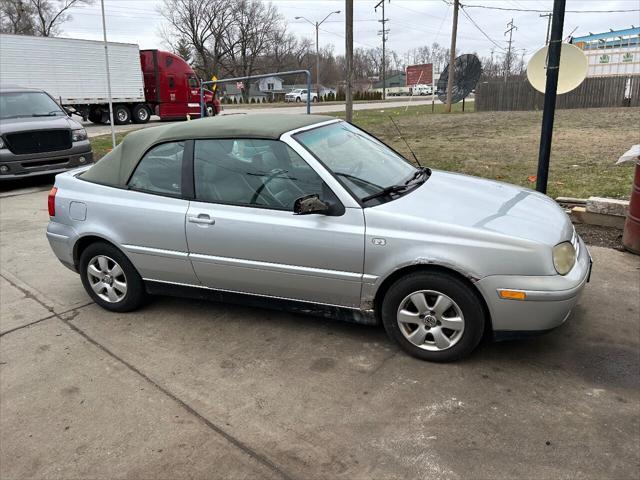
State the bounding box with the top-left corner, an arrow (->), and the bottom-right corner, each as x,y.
211,75 -> 217,92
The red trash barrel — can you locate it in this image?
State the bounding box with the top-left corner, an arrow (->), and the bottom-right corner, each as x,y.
623,162 -> 640,255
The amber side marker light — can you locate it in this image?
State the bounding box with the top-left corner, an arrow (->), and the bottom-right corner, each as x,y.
498,290 -> 527,300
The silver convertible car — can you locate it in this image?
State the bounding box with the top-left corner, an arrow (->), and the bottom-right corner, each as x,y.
47,114 -> 591,362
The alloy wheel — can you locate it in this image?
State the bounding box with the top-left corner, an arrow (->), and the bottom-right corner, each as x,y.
87,255 -> 128,303
396,290 -> 465,351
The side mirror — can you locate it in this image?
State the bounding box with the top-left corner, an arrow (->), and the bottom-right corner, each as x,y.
293,194 -> 330,215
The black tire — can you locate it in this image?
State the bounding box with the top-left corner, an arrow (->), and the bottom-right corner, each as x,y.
131,104 -> 150,124
381,271 -> 485,362
295,97 -> 301,102
88,108 -> 103,124
312,96 -> 318,102
79,241 -> 146,312
113,104 -> 131,125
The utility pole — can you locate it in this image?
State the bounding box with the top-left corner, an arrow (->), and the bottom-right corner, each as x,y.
504,18 -> 517,82
295,11 -> 341,92
536,0 -> 566,194
100,0 -> 115,148
444,0 -> 459,113
540,12 -> 552,44
345,0 -> 354,122
375,0 -> 389,100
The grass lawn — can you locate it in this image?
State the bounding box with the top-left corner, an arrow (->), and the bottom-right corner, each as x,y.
90,104 -> 639,199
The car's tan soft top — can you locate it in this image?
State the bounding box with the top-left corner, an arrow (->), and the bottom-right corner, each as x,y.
80,113 -> 335,187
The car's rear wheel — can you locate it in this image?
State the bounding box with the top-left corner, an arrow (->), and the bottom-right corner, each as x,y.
79,242 -> 146,312
381,271 -> 485,362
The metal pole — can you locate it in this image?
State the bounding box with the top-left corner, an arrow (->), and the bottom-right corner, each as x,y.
316,22 -> 320,91
536,0 -> 566,194
345,0 -> 354,122
100,0 -> 116,148
445,0 -> 459,113
200,84 -> 204,118
306,70 -> 311,114
540,13 -> 552,45
200,70 -> 312,114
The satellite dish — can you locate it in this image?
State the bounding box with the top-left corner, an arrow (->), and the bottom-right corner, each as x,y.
437,54 -> 482,104
527,43 -> 588,94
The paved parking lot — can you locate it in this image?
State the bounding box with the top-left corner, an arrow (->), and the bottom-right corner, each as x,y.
1,179 -> 639,479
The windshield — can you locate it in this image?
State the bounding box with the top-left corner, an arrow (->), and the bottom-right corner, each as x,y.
294,121 -> 418,202
0,91 -> 66,119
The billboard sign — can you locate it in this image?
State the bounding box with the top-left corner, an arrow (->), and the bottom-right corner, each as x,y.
406,63 -> 433,86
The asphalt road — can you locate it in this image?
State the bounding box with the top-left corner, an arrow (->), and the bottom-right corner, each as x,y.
82,97 -> 449,138
0,177 -> 639,479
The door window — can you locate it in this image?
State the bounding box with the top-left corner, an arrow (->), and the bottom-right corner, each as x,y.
194,139 -> 336,210
128,142 -> 184,196
188,76 -> 199,88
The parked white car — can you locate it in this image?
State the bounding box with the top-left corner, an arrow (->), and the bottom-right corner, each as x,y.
285,89 -> 317,103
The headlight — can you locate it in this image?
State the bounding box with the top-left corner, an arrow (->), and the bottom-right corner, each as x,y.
0,137 -> 4,149
71,128 -> 88,142
553,241 -> 576,275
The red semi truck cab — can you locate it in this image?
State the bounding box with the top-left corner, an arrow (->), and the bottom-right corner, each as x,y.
140,49 -> 217,121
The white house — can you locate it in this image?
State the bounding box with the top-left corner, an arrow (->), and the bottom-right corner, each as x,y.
257,76 -> 284,93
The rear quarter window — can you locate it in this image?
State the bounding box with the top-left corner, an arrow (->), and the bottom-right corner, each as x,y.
128,142 -> 184,196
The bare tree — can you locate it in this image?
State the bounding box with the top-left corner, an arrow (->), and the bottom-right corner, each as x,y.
159,0 -> 234,79
220,0 -> 282,98
30,0 -> 93,37
0,0 -> 36,35
1,0 -> 91,36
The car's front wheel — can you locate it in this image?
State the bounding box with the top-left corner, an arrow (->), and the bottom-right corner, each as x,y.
79,242 -> 146,312
381,271 -> 485,362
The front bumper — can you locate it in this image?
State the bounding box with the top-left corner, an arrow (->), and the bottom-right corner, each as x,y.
0,143 -> 93,180
477,236 -> 592,334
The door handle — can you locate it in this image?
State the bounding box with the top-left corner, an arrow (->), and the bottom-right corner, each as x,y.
188,213 -> 215,225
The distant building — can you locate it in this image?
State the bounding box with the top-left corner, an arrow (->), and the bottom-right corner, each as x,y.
257,76 -> 284,93
373,72 -> 406,89
571,27 -> 640,77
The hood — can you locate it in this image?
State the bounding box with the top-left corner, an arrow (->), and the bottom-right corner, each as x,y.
0,115 -> 80,134
370,170 -> 574,247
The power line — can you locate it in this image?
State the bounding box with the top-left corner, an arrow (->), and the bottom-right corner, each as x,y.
459,6 -> 506,52
461,4 -> 640,14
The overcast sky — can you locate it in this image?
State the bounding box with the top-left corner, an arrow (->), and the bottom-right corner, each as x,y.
63,0 -> 640,65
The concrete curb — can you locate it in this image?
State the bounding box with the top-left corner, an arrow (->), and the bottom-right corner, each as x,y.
557,196 -> 629,229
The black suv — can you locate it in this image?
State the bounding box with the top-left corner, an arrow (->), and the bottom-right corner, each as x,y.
0,86 -> 93,180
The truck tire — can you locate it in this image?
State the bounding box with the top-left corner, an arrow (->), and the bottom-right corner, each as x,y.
114,104 -> 131,125
295,97 -> 301,102
131,104 -> 150,124
88,110 -> 103,124
312,97 -> 318,102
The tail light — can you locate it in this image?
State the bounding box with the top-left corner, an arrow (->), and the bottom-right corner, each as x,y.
48,187 -> 58,217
